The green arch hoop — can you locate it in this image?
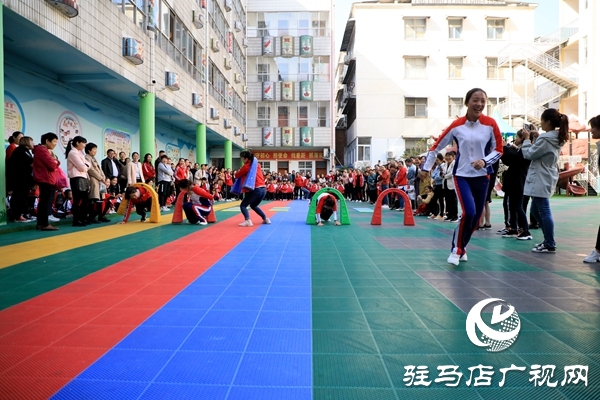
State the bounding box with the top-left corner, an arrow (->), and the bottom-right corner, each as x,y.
305,188 -> 351,225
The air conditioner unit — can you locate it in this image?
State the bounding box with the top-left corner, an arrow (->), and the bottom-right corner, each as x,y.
210,107 -> 220,120
192,11 -> 204,29
211,38 -> 221,52
224,57 -> 232,70
165,71 -> 180,91
323,148 -> 330,158
224,118 -> 232,129
224,0 -> 232,12
241,133 -> 248,141
192,93 -> 203,108
386,150 -> 395,159
122,37 -> 144,65
233,126 -> 240,136
242,38 -> 248,48
242,85 -> 248,94
234,21 -> 243,32
46,0 -> 79,18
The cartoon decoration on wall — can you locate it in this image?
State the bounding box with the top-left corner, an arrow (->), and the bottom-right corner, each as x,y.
57,111 -> 82,153
104,127 -> 131,157
4,92 -> 25,142
166,143 -> 181,161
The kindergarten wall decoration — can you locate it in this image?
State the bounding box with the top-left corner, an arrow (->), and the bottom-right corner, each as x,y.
4,92 -> 25,142
104,127 -> 131,157
56,111 -> 82,153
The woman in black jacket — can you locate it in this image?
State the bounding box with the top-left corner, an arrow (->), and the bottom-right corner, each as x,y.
500,130 -> 534,240
7,136 -> 35,222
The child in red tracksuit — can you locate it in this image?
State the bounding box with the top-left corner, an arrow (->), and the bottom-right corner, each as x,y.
121,185 -> 153,223
309,181 -> 319,199
178,179 -> 214,225
266,180 -> 277,200
315,193 -> 341,226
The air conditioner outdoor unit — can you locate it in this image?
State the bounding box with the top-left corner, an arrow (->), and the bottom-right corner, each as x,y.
192,93 -> 203,108
386,150 -> 395,159
211,38 -> 221,52
234,73 -> 242,84
192,11 -> 204,29
241,133 -> 248,141
224,57 -> 232,70
234,126 -> 240,136
210,107 -> 220,120
242,85 -> 248,94
234,21 -> 243,32
323,148 -> 330,158
224,0 -> 232,12
242,38 -> 248,48
224,118 -> 232,128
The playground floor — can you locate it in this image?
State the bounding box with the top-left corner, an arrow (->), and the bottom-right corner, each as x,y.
0,197 -> 599,399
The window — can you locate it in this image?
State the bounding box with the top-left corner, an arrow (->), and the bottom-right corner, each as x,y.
278,106 -> 289,127
405,97 -> 427,118
487,19 -> 505,40
258,63 -> 270,82
278,18 -> 289,35
258,20 -> 269,37
405,18 -> 426,39
318,106 -> 327,127
358,137 -> 371,162
298,161 -> 313,175
583,36 -> 588,64
258,161 -> 271,173
405,57 -> 427,79
486,57 -> 504,79
448,57 -> 463,79
448,98 -> 464,118
584,92 -> 588,121
448,18 -> 462,39
298,106 -> 308,127
257,106 -> 270,127
486,97 -> 505,116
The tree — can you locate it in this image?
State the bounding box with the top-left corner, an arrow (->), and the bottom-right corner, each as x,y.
402,138 -> 430,159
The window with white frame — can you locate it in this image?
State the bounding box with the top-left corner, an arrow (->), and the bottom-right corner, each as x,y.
405,57 -> 427,79
486,57 -> 504,79
298,106 -> 308,127
448,57 -> 463,79
298,161 -> 312,175
405,18 -> 426,39
318,106 -> 327,127
258,63 -> 270,82
257,106 -> 270,127
448,18 -> 462,39
358,137 -> 371,162
486,97 -> 505,116
405,98 -> 427,118
487,19 -> 505,40
258,161 -> 271,173
448,98 -> 464,118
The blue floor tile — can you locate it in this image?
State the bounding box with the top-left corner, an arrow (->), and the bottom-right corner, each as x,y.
180,327 -> 251,352
178,285 -> 227,296
116,326 -> 193,350
222,285 -> 270,297
246,329 -> 312,353
144,309 -> 208,327
77,349 -> 174,382
262,297 -> 311,312
198,309 -> 260,328
268,286 -> 311,297
227,387 -> 311,400
155,352 -> 242,385
255,311 -> 312,330
234,353 -> 312,386
139,383 -> 228,400
212,296 -> 265,311
162,294 -> 219,309
52,380 -> 147,400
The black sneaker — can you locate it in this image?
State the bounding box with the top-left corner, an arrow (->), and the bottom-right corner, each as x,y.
532,243 -> 556,253
517,231 -> 532,240
502,230 -> 519,238
496,227 -> 509,235
529,224 -> 540,230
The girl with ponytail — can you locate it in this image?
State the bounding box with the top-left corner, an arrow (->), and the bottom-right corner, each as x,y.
521,108 -> 568,253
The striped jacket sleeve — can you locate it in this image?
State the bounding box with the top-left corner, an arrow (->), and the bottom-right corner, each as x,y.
422,117 -> 465,172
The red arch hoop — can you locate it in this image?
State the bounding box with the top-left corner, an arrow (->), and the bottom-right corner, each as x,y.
371,188 -> 415,226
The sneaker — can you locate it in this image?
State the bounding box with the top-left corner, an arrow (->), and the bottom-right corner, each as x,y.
48,215 -> 60,223
477,225 -> 486,231
447,253 -> 460,266
160,206 -> 169,212
263,218 -> 272,225
381,205 -> 389,209
443,216 -> 450,221
239,220 -> 253,227
25,215 -> 36,221
459,253 -> 468,262
529,224 -> 540,230
517,231 -> 532,240
15,216 -> 33,223
502,230 -> 519,238
197,221 -> 208,226
140,216 -> 146,222
496,227 -> 509,235
398,208 -> 405,211
483,224 -> 492,230
447,218 -> 459,223
435,216 -> 444,221
532,243 -> 556,253
583,249 -> 600,263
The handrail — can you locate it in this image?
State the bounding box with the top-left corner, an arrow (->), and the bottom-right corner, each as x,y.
535,18 -> 579,44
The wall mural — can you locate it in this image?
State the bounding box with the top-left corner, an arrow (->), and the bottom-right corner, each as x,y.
3,66 -> 196,167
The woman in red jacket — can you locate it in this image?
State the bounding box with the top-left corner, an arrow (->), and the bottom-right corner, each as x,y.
32,132 -> 61,231
235,151 -> 270,227
142,153 -> 156,185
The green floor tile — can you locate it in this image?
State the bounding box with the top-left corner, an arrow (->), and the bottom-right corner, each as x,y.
313,312 -> 370,331
314,388 -> 397,400
364,312 -> 427,331
353,286 -> 399,298
313,330 -> 379,354
314,354 -> 392,388
418,312 -> 467,330
403,298 -> 462,313
522,313 -> 598,331
372,331 -> 445,354
359,297 -> 412,313
312,297 -> 363,312
313,286 -> 357,298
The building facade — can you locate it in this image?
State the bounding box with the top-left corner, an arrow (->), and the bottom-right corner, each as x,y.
246,0 -> 335,177
336,0 -> 536,166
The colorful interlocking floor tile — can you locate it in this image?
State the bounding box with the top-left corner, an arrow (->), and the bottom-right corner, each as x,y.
0,197 -> 599,399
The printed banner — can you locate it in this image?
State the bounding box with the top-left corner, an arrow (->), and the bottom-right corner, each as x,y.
166,143 -> 181,162
227,32 -> 233,54
103,128 -> 131,157
262,81 -> 274,101
300,81 -> 313,101
251,150 -> 325,161
281,36 -> 294,57
300,126 -> 313,147
262,36 -> 274,55
300,35 -> 313,57
281,82 -> 294,101
262,127 -> 274,146
4,92 -> 25,141
281,127 -> 295,147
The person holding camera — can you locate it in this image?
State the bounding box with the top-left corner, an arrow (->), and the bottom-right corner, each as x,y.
521,109 -> 568,253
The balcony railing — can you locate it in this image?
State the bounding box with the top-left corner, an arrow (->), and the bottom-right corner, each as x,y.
535,18 -> 579,44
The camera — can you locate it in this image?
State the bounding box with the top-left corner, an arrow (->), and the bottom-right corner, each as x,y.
523,123 -> 534,131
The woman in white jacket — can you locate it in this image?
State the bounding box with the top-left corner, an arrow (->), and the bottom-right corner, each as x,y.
521,108 -> 568,253
66,136 -> 90,226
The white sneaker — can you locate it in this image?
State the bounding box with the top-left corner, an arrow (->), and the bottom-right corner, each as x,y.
239,220 -> 253,227
459,253 -> 468,262
48,215 -> 59,222
583,249 -> 600,263
447,253 -> 460,266
263,218 -> 271,225
381,205 -> 389,209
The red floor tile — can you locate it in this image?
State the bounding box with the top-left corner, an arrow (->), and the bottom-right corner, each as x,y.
0,305 -> 57,324
113,294 -> 175,309
22,292 -> 83,308
87,307 -> 155,326
35,307 -> 106,325
0,375 -> 69,400
0,323 -> 79,347
66,293 -> 130,308
52,324 -> 134,348
0,345 -> 43,373
92,282 -> 148,295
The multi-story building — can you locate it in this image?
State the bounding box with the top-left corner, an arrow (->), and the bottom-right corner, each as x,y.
1,0 -> 248,223
246,0 -> 335,177
336,0 -> 536,166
